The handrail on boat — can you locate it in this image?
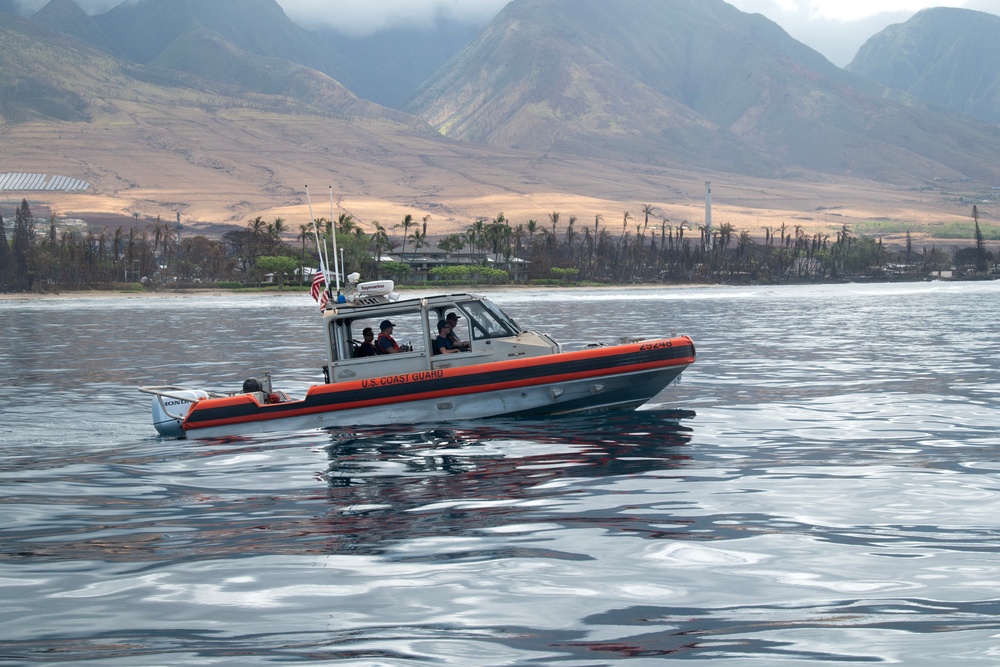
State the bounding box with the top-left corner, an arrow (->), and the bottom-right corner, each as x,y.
138,385 -> 225,401
140,385 -> 232,424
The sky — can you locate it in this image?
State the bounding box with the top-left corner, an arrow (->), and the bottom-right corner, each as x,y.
12,0 -> 1000,66
727,0 -> 1000,64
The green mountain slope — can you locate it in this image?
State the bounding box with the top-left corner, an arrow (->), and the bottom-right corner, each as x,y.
847,7 -> 1000,124
326,20 -> 482,110
29,0 -> 119,55
93,0 -> 343,73
0,13 -> 103,122
15,0 -> 417,124
0,10 -> 421,129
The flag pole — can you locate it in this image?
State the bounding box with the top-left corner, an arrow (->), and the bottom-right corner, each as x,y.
305,185 -> 330,306
328,186 -> 341,293
305,185 -> 329,279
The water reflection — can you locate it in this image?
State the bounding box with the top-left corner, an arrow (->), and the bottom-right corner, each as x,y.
0,411 -> 695,566
314,411 -> 696,556
325,410 -> 696,482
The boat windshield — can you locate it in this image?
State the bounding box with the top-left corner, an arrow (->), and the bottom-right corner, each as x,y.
463,298 -> 521,340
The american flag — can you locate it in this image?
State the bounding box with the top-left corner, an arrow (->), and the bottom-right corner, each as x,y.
310,269 -> 327,310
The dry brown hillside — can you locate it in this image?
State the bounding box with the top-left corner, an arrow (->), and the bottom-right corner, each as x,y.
3,105 -> 987,248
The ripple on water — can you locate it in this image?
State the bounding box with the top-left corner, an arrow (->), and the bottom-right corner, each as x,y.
3,283 -> 1000,665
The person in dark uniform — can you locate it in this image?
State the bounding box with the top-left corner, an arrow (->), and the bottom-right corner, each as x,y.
445,312 -> 470,350
355,327 -> 378,357
434,319 -> 459,355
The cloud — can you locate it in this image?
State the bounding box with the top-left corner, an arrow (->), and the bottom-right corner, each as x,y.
13,0 -> 510,34
274,0 -> 510,34
729,0 -> 1000,66
15,0 -> 124,13
966,0 -> 1000,13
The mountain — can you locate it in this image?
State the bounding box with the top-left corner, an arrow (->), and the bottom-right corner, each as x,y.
89,0 -> 366,107
324,20 -> 482,110
0,12 -> 96,122
0,8 -> 451,225
3,0 -> 1000,239
29,0 -> 121,56
408,0 -> 1000,184
17,0 -> 417,124
847,7 -> 1000,125
23,0 -> 466,117
89,0 -> 479,111
93,0 -> 345,74
0,9 -> 410,126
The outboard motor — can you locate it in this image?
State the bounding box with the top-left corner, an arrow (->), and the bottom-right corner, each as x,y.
242,377 -> 263,393
241,372 -> 275,403
242,372 -> 273,396
151,389 -> 209,437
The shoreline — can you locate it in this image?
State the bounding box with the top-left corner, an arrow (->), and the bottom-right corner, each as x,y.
0,283 -> 716,301
5,276 -> 993,301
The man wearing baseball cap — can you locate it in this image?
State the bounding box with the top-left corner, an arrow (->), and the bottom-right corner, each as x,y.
445,312 -> 470,350
434,319 -> 460,355
377,319 -> 402,354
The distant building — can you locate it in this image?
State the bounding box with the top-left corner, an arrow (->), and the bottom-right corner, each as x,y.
385,249 -> 529,283
0,173 -> 91,192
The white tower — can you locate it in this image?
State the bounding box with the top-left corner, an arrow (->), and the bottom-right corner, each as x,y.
705,181 -> 713,249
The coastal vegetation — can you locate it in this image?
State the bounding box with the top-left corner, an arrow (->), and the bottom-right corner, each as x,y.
0,200 -> 995,294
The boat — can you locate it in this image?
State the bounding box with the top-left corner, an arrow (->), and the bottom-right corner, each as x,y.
141,279 -> 695,438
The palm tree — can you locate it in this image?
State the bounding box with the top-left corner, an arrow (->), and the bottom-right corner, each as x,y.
400,214 -> 414,258
641,204 -> 655,240
437,233 -> 465,253
467,218 -> 486,255
526,219 -> 538,253
247,216 -> 266,249
98,227 -> 108,265
582,226 -> 594,278
372,222 -> 389,275
734,230 -> 753,277
565,215 -> 577,261
112,226 -> 123,261
616,212 -> 632,279
162,221 -> 178,272
485,212 -> 509,255
658,217 -> 669,269
718,222 -> 735,250
337,213 -> 355,235
409,220 -> 428,253
298,223 -> 312,283
126,227 -> 137,281
269,217 -> 286,254
513,223 -> 526,257
151,219 -> 164,259
548,211 -> 560,239
245,216 -> 267,281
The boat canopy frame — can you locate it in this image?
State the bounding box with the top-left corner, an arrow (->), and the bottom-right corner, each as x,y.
323,293 -> 525,369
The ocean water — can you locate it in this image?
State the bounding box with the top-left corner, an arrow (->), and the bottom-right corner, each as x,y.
2,281 -> 1000,666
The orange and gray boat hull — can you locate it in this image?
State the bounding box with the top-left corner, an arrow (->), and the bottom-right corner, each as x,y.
176,336 -> 695,438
